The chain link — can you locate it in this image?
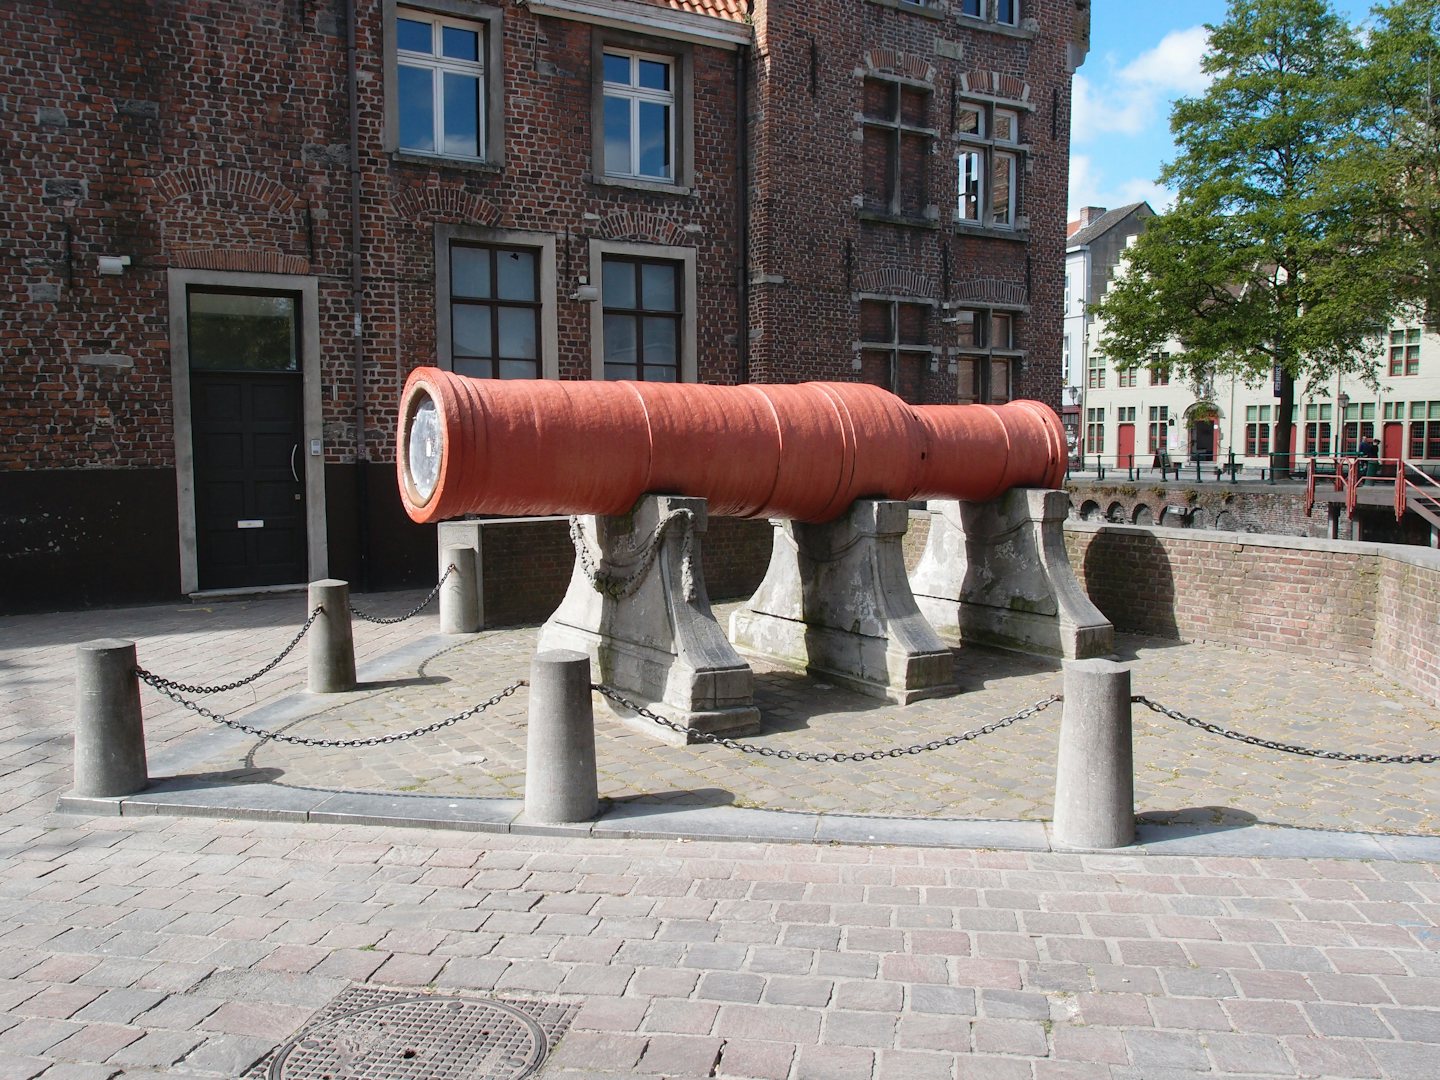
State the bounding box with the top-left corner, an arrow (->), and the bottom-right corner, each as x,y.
134,606 -> 324,696
141,678 -> 528,748
1134,696 -> 1439,764
570,511 -> 695,600
593,684 -> 1061,760
352,564 -> 455,625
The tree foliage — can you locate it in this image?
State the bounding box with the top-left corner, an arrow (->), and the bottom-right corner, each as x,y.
1332,0 -> 1440,328
1092,0 -> 1424,463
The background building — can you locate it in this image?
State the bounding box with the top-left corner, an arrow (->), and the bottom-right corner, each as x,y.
2,0 -> 1090,612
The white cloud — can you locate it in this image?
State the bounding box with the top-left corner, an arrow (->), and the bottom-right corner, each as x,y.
1118,26 -> 1212,95
1071,74 -> 1150,143
1067,154 -> 1175,222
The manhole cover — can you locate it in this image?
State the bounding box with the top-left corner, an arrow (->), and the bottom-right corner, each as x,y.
269,995 -> 547,1079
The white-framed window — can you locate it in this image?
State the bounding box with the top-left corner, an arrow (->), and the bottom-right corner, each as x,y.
588,240 -> 697,382
602,50 -> 675,182
953,306 -> 1021,405
958,0 -> 1020,27
1087,349 -> 1105,389
435,226 -> 558,379
858,298 -> 934,403
1086,407 -> 1105,454
384,2 -> 503,165
1389,327 -> 1421,376
862,77 -> 934,219
955,101 -> 1021,230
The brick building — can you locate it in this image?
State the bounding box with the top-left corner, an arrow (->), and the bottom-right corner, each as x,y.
2,0 -> 1090,611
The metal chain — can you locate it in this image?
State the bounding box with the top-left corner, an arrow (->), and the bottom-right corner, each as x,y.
570,511 -> 695,600
352,564 -> 455,625
134,606 -> 324,696
141,678 -> 528,748
593,684 -> 1061,760
1134,696 -> 1439,764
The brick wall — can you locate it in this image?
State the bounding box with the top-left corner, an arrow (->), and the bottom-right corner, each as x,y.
1064,522 -> 1440,704
748,0 -> 1075,407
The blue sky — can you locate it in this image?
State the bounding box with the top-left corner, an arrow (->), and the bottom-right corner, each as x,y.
1069,0 -> 1377,221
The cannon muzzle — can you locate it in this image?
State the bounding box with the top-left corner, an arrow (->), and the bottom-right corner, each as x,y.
398,368 -> 1066,524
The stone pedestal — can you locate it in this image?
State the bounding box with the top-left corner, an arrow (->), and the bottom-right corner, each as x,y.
911,489 -> 1113,659
730,499 -> 955,703
538,495 -> 759,745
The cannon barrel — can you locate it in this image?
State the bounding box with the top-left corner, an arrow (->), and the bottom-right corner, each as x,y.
397,367 -> 1067,524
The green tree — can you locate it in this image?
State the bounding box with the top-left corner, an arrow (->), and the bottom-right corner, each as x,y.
1331,0 -> 1440,328
1094,0 -> 1389,471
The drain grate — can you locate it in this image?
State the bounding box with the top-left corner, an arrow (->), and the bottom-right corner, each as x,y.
250,988 -> 576,1080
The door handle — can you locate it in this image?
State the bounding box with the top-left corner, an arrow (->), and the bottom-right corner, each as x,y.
290,444 -> 300,483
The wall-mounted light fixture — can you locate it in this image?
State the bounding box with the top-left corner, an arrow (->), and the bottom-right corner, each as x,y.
97,255 -> 131,275
570,284 -> 599,302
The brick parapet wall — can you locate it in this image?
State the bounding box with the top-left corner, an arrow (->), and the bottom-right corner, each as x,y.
1064,522 -> 1440,705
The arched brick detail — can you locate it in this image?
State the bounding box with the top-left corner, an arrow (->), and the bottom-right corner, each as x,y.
168,249 -> 310,275
854,267 -> 938,299
956,71 -> 1031,103
951,278 -> 1028,306
863,48 -> 936,85
391,186 -> 502,226
154,166 -> 298,212
598,210 -> 690,247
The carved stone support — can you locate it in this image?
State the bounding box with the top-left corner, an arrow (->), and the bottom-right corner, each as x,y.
910,489 -> 1113,659
729,499 -> 955,704
538,495 -> 759,745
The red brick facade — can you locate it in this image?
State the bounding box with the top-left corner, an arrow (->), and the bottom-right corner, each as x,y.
1,0 -> 1087,610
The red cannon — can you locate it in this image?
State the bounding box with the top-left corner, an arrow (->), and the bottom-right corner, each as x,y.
397,367 -> 1067,525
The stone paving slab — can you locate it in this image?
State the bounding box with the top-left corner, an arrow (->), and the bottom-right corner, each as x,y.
83,600 -> 1440,837
3,586 -> 1440,1079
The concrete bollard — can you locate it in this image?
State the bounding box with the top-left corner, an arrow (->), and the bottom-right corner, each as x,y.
523,650 -> 599,824
74,639 -> 148,798
308,579 -> 357,694
439,546 -> 480,635
1053,658 -> 1135,849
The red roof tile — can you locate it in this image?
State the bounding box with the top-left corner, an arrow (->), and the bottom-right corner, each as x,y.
641,0 -> 750,23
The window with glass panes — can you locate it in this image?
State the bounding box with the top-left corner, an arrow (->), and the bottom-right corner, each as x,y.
1117,406 -> 1136,422
1117,366 -> 1136,388
1085,407 -> 1104,454
1245,405 -> 1271,457
1389,327 -> 1421,376
1340,403 -> 1375,454
860,299 -> 931,403
602,50 -> 675,182
1409,401 -> 1440,459
601,257 -> 682,381
395,9 -> 487,160
954,308 -> 1018,405
955,100 -> 1019,229
1147,406 -> 1169,453
863,78 -> 931,217
1086,349 -> 1105,389
448,244 -> 540,379
1149,359 -> 1170,386
1303,403 -> 1332,456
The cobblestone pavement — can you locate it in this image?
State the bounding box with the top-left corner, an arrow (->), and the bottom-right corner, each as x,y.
136,602 -> 1440,835
1,589 -> 1438,1078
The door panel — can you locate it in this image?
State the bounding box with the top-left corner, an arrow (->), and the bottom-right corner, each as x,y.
191,370 -> 306,589
1117,424 -> 1136,466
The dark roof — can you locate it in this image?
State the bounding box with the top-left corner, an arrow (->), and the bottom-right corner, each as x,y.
1066,202 -> 1151,250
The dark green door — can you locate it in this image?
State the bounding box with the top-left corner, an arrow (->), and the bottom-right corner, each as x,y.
188,290 -> 307,590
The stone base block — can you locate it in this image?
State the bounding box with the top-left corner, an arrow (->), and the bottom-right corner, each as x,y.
730,499 -> 955,704
911,489 -> 1113,659
538,495 -> 760,742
